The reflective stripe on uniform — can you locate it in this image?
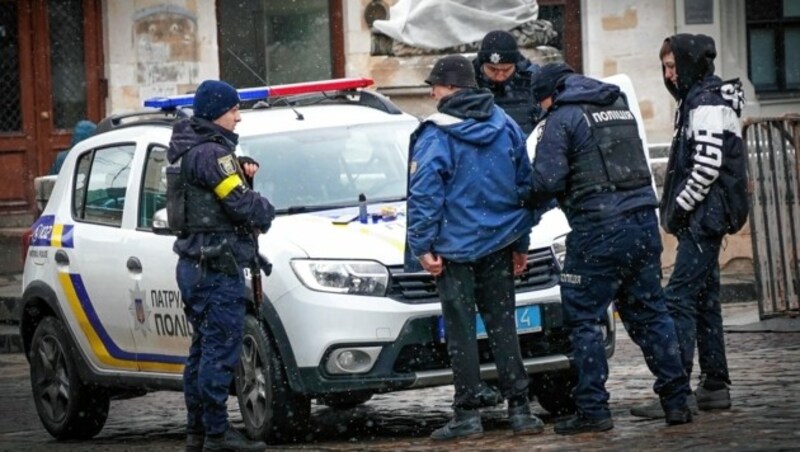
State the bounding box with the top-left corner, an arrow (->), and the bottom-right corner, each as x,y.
214,174 -> 243,199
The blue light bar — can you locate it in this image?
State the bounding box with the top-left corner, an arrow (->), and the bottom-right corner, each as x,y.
143,78 -> 374,109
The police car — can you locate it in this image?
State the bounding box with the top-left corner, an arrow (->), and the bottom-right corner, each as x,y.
20,77 -> 617,443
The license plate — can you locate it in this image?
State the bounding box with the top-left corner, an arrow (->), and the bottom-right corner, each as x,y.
436,305 -> 542,343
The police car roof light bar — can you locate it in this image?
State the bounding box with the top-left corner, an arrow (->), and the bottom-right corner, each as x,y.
143,77 -> 375,109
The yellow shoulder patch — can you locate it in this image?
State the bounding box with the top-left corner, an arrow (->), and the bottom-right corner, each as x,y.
218,155 -> 236,175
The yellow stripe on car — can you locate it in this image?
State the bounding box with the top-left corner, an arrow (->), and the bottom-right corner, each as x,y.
57,271 -> 185,374
51,223 -> 64,248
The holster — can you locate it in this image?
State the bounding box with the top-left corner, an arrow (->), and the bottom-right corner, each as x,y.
200,242 -> 239,277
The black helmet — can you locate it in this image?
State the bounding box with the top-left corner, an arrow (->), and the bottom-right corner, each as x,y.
425,55 -> 478,88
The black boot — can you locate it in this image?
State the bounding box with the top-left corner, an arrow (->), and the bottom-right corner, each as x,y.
554,414 -> 614,435
507,403 -> 544,436
665,407 -> 693,425
203,427 -> 266,451
186,430 -> 204,452
430,409 -> 483,441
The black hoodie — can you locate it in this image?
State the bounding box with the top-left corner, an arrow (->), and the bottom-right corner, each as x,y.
659,34 -> 748,238
662,34 -> 717,101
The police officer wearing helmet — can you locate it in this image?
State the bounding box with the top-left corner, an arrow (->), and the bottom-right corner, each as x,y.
527,64 -> 692,434
407,54 -> 543,441
473,30 -> 542,135
166,79 -> 273,452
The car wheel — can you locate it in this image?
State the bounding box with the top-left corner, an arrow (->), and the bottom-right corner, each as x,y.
236,315 -> 311,443
317,391 -> 373,410
29,316 -> 110,439
531,370 -> 577,417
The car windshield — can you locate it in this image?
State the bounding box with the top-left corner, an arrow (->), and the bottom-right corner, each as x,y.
239,120 -> 417,212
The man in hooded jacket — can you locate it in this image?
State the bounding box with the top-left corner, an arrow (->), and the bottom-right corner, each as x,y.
631,34 -> 747,420
528,63 -> 692,434
167,79 -> 273,451
407,54 -> 543,440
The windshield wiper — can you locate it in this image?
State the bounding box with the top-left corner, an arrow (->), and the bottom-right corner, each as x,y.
280,200 -> 358,215
279,196 -> 406,215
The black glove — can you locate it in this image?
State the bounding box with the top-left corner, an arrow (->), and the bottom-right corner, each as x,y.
237,156 -> 259,188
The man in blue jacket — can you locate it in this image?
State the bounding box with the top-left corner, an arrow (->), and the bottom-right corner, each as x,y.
472,30 -> 542,135
407,54 -> 543,440
528,63 -> 692,434
167,80 -> 273,452
631,34 -> 747,419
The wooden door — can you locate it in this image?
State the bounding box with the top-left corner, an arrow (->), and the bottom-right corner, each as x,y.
0,0 -> 104,221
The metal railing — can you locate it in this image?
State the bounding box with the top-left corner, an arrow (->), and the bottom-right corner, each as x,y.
744,115 -> 800,318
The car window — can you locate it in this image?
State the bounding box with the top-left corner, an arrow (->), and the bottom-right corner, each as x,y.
138,145 -> 168,230
73,144 -> 135,226
240,121 -> 416,210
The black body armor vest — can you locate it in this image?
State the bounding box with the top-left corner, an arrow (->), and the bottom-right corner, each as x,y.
166,150 -> 238,236
565,98 -> 652,204
480,62 -> 540,135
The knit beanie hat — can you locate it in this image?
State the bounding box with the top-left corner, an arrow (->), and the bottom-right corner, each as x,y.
531,63 -> 575,101
425,55 -> 478,88
477,30 -> 522,66
193,80 -> 240,121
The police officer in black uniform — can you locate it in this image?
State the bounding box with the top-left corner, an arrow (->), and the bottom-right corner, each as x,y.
527,64 -> 692,435
472,30 -> 542,135
166,80 -> 273,452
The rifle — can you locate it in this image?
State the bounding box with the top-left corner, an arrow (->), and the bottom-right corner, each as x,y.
250,231 -> 272,313
238,155 -> 272,313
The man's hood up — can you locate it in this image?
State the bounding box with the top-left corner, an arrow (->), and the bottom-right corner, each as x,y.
430,88 -> 508,146
663,34 -> 717,100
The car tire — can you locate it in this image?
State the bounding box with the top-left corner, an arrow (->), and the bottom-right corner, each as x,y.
236,315 -> 311,443
29,316 -> 110,439
317,391 -> 373,410
531,370 -> 577,417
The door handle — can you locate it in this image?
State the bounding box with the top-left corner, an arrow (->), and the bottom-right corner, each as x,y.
40,111 -> 50,120
54,250 -> 69,265
127,257 -> 142,273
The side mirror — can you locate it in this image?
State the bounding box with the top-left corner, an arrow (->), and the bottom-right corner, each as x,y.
152,207 -> 173,235
34,175 -> 58,215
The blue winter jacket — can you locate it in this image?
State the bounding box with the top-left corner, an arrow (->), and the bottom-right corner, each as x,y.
530,75 -> 658,230
406,88 -> 535,263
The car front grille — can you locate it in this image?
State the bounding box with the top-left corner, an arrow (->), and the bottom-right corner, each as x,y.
392,327 -> 572,374
386,247 -> 559,303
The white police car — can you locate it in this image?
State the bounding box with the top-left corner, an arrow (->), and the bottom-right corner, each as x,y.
20,77 -> 616,443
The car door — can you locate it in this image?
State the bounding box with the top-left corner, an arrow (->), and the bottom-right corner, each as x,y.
64,143 -> 142,373
124,143 -> 188,374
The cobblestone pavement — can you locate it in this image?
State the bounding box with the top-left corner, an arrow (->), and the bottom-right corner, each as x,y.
1,302 -> 799,451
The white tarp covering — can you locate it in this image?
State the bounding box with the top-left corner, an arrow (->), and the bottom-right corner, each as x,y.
372,0 -> 538,50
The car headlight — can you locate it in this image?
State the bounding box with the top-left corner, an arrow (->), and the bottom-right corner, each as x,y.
551,233 -> 568,271
290,259 -> 389,296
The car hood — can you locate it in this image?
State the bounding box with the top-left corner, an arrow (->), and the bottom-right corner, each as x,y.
263,202 -> 570,266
